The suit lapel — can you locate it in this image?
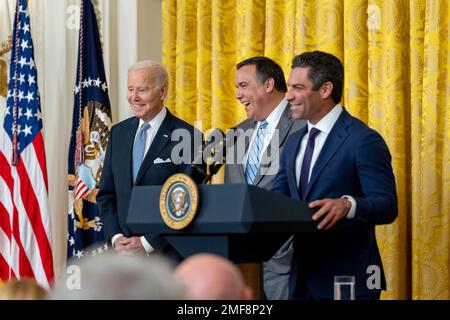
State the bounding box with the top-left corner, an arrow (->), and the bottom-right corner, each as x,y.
254,106 -> 294,185
304,110 -> 352,199
134,111 -> 174,184
288,126 -> 307,199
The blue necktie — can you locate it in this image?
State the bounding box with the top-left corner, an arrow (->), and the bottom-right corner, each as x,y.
299,127 -> 320,200
245,120 -> 268,184
132,123 -> 151,183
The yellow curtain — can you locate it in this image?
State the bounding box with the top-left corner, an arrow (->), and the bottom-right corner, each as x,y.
163,0 -> 450,299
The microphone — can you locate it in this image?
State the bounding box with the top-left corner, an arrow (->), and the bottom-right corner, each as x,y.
191,139 -> 207,178
205,129 -> 226,181
191,128 -> 227,184
204,128 -> 226,165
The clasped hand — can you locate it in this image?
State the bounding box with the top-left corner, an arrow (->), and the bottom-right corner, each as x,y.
114,236 -> 145,255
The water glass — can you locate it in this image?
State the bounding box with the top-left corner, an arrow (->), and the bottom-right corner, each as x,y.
334,275 -> 355,300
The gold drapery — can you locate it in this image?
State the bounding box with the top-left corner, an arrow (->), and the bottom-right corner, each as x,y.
163,0 -> 450,299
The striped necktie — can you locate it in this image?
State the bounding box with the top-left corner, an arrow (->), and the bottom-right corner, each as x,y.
245,120 -> 268,184
132,122 -> 151,183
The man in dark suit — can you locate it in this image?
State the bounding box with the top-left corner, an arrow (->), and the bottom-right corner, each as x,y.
225,56 -> 305,299
97,60 -> 203,261
272,51 -> 397,300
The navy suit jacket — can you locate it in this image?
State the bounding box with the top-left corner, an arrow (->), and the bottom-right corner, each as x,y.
272,108 -> 397,299
97,110 -> 204,261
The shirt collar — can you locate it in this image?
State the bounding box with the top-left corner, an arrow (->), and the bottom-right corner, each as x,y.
307,103 -> 343,134
138,106 -> 167,133
258,98 -> 288,129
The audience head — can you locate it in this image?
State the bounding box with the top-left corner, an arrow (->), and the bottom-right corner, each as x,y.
52,250 -> 183,300
175,253 -> 253,300
0,278 -> 48,300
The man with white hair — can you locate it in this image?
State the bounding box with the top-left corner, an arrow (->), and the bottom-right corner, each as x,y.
52,250 -> 183,300
97,61 -> 204,262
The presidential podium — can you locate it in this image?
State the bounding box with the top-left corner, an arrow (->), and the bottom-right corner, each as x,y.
126,183 -> 318,298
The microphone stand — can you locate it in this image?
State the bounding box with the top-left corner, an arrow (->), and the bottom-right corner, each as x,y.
201,141 -> 225,184
197,128 -> 226,184
202,161 -> 224,185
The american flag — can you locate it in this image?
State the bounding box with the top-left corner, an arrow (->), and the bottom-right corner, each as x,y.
0,0 -> 54,288
67,0 -> 111,261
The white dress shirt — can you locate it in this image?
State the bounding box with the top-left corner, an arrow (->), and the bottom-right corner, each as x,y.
243,99 -> 288,166
294,104 -> 356,219
111,107 -> 168,253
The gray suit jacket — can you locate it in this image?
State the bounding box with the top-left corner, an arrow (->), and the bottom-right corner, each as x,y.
224,105 -> 306,299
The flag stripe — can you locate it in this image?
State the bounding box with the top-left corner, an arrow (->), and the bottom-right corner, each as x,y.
75,180 -> 89,199
0,226 -> 14,277
21,138 -> 52,239
0,204 -> 35,282
3,137 -> 46,282
15,148 -> 53,285
11,198 -> 37,281
0,251 -> 15,281
0,153 -> 13,243
0,151 -> 14,187
0,194 -> 12,240
33,132 -> 48,191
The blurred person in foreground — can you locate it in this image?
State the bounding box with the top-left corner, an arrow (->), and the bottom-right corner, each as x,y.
175,253 -> 253,300
52,250 -> 183,300
0,278 -> 48,300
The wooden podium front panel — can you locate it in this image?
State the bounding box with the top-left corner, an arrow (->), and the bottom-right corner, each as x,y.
237,262 -> 264,300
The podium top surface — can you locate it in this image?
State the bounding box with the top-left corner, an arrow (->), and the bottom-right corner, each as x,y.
127,184 -> 318,234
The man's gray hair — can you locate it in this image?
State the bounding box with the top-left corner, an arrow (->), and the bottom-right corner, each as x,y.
128,60 -> 169,88
51,250 -> 183,300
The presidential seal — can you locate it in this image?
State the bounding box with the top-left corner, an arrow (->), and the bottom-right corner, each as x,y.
160,173 -> 199,230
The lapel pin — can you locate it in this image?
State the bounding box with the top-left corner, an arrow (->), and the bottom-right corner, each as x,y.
163,134 -> 169,138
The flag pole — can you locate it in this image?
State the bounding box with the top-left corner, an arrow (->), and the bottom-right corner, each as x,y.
75,0 -> 85,169
74,0 -> 87,229
11,0 -> 21,166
